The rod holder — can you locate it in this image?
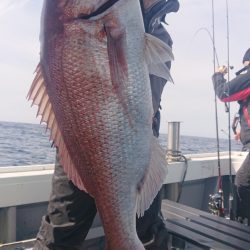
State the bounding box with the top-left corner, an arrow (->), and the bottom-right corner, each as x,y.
166,121 -> 181,161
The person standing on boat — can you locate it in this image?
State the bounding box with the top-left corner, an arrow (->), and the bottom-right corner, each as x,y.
33,1 -> 180,250
212,48 -> 250,226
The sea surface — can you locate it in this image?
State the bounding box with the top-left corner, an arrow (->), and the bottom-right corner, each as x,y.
0,121 -> 243,167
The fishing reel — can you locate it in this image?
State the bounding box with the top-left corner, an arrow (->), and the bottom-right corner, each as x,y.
208,189 -> 225,217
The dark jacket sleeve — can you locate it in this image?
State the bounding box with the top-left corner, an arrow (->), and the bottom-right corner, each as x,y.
212,69 -> 250,102
144,0 -> 180,34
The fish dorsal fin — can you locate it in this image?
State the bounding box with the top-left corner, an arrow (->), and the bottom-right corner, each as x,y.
145,33 -> 174,83
136,136 -> 168,217
27,64 -> 88,193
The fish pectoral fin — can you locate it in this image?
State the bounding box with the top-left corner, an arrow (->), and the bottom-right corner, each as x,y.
145,33 -> 174,83
136,136 -> 168,217
27,63 -> 88,193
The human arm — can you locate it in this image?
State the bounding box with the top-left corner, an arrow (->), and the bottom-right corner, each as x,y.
212,68 -> 250,102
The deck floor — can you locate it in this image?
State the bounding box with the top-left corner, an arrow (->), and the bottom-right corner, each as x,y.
0,237 -> 207,250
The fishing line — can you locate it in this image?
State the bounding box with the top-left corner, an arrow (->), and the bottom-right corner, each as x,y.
225,0 -> 235,220
211,0 -> 223,196
192,27 -> 220,68
207,0 -> 225,217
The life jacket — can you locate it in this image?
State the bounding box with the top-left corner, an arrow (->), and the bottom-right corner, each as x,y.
238,97 -> 250,146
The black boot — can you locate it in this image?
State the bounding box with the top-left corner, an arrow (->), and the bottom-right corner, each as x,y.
143,220 -> 169,250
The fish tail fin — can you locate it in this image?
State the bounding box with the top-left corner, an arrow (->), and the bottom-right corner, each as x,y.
136,136 -> 168,217
145,33 -> 174,83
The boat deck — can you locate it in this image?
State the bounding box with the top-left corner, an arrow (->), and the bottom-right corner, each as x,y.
162,199 -> 250,250
0,152 -> 249,249
1,200 -> 250,250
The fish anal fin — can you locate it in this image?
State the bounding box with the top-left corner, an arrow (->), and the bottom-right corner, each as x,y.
136,136 -> 168,217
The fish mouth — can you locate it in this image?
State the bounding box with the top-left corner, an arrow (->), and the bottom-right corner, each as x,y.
78,0 -> 121,19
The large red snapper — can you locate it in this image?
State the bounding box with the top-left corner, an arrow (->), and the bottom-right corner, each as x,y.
28,0 -> 173,249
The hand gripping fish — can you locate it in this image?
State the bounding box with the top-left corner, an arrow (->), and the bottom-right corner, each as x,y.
27,0 -> 173,249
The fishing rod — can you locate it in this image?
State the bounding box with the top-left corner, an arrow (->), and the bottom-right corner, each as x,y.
209,0 -> 235,220
235,64 -> 250,76
208,0 -> 224,217
225,0 -> 235,221
193,27 -> 220,68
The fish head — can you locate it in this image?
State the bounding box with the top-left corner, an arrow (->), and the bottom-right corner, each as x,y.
44,0 -> 112,21
40,0 -> 116,38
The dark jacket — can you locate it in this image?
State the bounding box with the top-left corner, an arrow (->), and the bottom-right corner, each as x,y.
212,68 -> 250,146
142,0 -> 179,137
143,0 -> 179,112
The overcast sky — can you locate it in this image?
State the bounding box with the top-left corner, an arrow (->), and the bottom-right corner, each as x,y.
0,0 -> 249,138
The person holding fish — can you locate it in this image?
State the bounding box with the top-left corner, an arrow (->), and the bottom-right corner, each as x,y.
31,0 -> 180,249
212,48 -> 250,226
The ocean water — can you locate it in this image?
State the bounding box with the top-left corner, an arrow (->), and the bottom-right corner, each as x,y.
0,121 -> 242,167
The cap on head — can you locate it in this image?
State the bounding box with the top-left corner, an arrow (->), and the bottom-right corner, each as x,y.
243,48 -> 250,63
